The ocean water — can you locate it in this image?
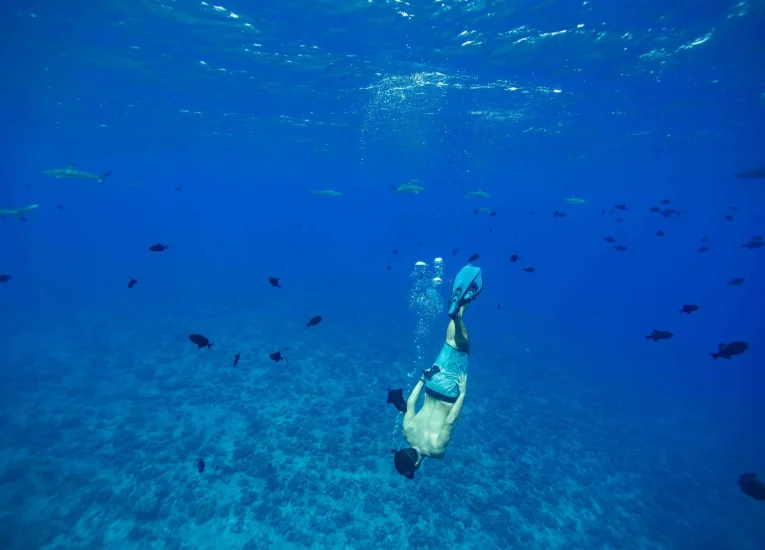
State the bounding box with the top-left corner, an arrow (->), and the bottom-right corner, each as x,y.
1,0 -> 764,549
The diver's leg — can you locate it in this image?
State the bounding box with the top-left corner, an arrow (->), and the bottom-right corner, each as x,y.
445,304 -> 469,353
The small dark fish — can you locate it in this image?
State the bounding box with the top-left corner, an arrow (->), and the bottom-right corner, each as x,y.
386,387 -> 407,413
742,240 -> 764,249
614,217 -> 625,223
392,250 -> 398,255
701,235 -> 708,242
646,330 -> 673,342
489,211 -> 497,217
697,246 -> 710,253
734,168 -> 765,179
418,241 -> 422,247
660,199 -> 671,205
738,473 -> 765,501
600,208 -> 606,215
679,304 -> 699,314
189,334 -> 213,349
468,253 -> 480,262
194,458 -> 205,473
306,315 -> 322,327
24,183 -> 33,189
523,267 -> 535,273
661,209 -> 675,218
656,230 -> 665,237
56,204 -> 64,210
727,277 -> 745,286
233,353 -> 240,367
509,254 -> 521,262
386,265 -> 392,270
127,277 -> 139,289
0,274 -> 11,283
149,242 -> 168,252
752,235 -> 763,241
724,214 -> 734,222
649,206 -> 661,213
497,303 -> 500,310
269,351 -> 288,363
553,210 -> 566,218
710,341 -> 749,360
451,248 -> 459,256
615,204 -> 627,211
174,186 -> 182,191
268,276 -> 281,289
613,244 -> 628,251
729,206 -> 739,212
604,236 -> 616,243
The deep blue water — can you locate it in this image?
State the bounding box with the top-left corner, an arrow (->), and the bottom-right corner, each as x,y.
1,0 -> 764,548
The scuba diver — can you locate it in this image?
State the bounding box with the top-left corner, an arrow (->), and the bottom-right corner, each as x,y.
392,263 -> 483,479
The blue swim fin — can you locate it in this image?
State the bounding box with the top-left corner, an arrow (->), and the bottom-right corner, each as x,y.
447,264 -> 483,318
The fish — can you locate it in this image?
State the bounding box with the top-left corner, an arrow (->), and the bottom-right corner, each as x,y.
148,243 -> 168,252
464,189 -> 491,199
661,209 -> 675,217
742,240 -> 764,249
738,473 -> 765,501
649,206 -> 661,213
614,217 -> 624,223
451,249 -> 459,256
233,353 -> 240,367
660,199 -> 671,205
0,204 -> 40,221
701,236 -> 708,242
473,208 -> 492,215
727,277 -> 745,285
391,180 -> 425,194
604,236 -> 616,243
468,253 -> 480,262
392,250 -> 398,255
56,204 -> 64,210
490,212 -> 497,217
269,351 -> 288,363
710,341 -> 749,359
269,276 -> 282,289
386,265 -> 392,270
194,458 -> 205,473
646,330 -> 673,341
752,235 -> 763,241
563,195 -> 588,205
174,186 -> 182,191
386,388 -> 407,413
553,210 -> 566,218
697,246 -> 710,253
679,304 -> 699,314
724,214 -> 734,222
189,334 -> 213,349
497,304 -> 500,310
127,277 -> 139,289
656,230 -> 665,237
0,274 -> 11,283
613,244 -> 628,251
306,315 -> 322,327
43,165 -> 112,183
734,168 -> 765,179
523,267 -> 535,273
309,189 -> 343,197
509,254 -> 521,262
615,204 -> 627,211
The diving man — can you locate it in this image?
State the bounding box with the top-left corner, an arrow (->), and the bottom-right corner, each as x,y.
392,264 -> 483,479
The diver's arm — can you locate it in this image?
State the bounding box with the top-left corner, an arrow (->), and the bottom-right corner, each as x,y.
444,391 -> 466,426
403,379 -> 425,425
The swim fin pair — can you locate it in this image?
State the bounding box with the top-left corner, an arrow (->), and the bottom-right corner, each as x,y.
447,264 -> 483,318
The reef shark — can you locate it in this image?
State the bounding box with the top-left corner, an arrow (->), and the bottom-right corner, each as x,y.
43,164 -> 112,183
392,179 -> 425,194
309,189 -> 343,196
0,204 -> 40,221
464,189 -> 491,199
735,168 -> 765,179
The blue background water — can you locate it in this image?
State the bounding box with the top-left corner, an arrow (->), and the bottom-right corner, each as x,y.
1,0 -> 764,548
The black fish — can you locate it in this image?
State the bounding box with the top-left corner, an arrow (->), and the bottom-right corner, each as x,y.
386,265 -> 392,270
738,473 -> 765,501
661,209 -> 675,217
189,334 -> 213,349
149,242 -> 168,252
174,186 -> 182,191
194,458 -> 205,473
679,304 -> 699,314
233,353 -> 240,367
268,276 -> 281,289
523,267 -> 535,273
649,206 -> 661,213
615,204 -> 627,211
269,351 -> 288,363
697,246 -> 710,253
727,277 -> 745,286
604,236 -> 616,243
613,244 -> 628,251
660,199 -> 671,205
724,214 -> 734,222
386,388 -> 407,413
701,235 -> 708,242
752,235 -> 763,241
392,250 -> 398,255
742,240 -> 764,249
451,248 -> 459,256
710,341 -> 749,360
729,206 -> 739,211
734,168 -> 765,179
614,217 -> 624,223
656,230 -> 665,237
0,274 -> 11,283
467,253 -> 480,262
56,204 -> 64,210
553,210 -> 566,218
509,254 -> 521,262
646,330 -> 673,341
489,211 -> 497,217
497,303 -> 500,310
306,315 -> 322,327
127,277 -> 139,289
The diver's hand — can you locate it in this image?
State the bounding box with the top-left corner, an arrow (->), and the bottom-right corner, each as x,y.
457,373 -> 467,394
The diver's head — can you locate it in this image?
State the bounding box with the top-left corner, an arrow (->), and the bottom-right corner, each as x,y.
391,448 -> 423,479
